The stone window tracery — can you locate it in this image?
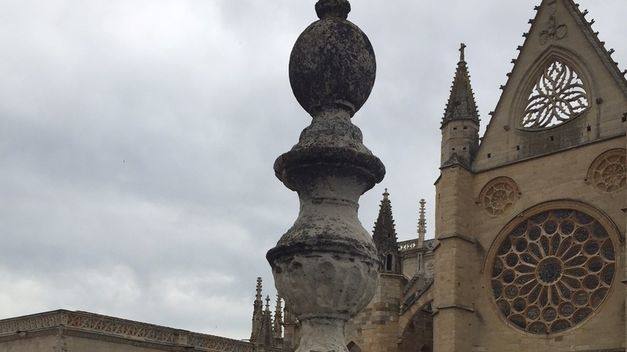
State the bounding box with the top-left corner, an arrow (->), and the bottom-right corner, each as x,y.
490,208 -> 616,335
478,177 -> 521,216
521,60 -> 589,130
586,149 -> 626,193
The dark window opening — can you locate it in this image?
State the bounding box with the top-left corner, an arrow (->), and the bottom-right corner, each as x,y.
386,254 -> 393,271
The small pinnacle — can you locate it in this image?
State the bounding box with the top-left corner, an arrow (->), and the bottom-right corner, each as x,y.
459,43 -> 466,62
583,10 -> 589,16
608,49 -> 615,55
383,188 -> 389,198
315,0 -> 351,20
589,19 -> 595,25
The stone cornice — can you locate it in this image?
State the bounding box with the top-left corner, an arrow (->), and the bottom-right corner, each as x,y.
437,233 -> 477,245
0,310 -> 252,352
434,304 -> 475,314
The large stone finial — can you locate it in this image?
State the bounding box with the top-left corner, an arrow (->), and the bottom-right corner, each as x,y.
268,1 -> 384,352
289,0 -> 375,117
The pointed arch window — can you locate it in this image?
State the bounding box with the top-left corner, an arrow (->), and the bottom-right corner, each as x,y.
385,254 -> 394,272
521,60 -> 589,130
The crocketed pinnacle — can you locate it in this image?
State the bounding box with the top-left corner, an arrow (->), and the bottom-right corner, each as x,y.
273,295 -> 283,339
418,199 -> 426,242
255,277 -> 263,302
442,43 -> 480,127
372,189 -> 399,254
265,295 -> 271,312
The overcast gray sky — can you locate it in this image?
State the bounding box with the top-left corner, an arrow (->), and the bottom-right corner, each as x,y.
0,0 -> 625,340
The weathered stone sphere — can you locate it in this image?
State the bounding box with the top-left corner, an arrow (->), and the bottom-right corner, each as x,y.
289,0 -> 376,117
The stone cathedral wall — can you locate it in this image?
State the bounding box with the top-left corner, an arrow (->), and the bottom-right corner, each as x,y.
465,137 -> 626,351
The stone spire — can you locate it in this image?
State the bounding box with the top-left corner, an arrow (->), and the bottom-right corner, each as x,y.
273,296 -> 283,339
267,0 -> 384,351
372,189 -> 400,274
417,199 -> 426,248
250,277 -> 264,342
440,43 -> 481,169
256,295 -> 274,348
442,43 -> 480,127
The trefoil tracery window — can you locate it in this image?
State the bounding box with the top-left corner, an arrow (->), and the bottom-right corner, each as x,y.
521,60 -> 589,130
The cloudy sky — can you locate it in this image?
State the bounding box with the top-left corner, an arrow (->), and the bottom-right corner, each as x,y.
0,0 -> 625,340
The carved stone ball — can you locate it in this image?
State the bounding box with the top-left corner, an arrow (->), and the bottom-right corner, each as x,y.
289,5 -> 376,117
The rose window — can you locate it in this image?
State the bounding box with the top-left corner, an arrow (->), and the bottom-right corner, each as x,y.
521,60 -> 589,130
479,177 -> 521,216
587,149 -> 626,193
490,208 -> 615,334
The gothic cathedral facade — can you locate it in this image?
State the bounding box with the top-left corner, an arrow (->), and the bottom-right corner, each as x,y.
342,0 -> 627,351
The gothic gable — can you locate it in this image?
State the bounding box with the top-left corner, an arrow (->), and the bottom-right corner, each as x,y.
474,0 -> 627,172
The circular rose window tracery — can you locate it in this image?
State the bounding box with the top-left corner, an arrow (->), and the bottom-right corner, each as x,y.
586,149 -> 626,193
490,208 -> 616,335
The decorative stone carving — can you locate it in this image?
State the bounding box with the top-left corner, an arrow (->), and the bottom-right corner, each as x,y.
0,311 -> 254,352
586,149 -> 626,192
539,0 -> 568,45
478,177 -> 521,216
521,60 -> 589,130
490,207 -> 616,335
267,1 -> 384,351
540,16 -> 568,45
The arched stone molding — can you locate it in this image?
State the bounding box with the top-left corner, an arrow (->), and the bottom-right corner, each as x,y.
477,176 -> 522,216
484,200 -> 621,336
398,285 -> 434,338
585,148 -> 626,193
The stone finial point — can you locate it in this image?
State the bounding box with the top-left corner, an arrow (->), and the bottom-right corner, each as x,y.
383,188 -> 389,198
315,0 -> 351,20
255,277 -> 263,300
459,43 -> 467,62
